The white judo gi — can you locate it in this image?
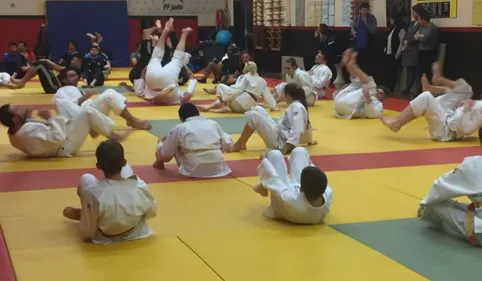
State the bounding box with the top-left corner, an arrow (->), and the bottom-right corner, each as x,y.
8,107 -> 115,157
275,68 -> 317,106
215,73 -> 277,113
78,166 -> 158,244
156,116 -> 232,178
53,86 -> 128,120
244,101 -> 312,150
133,77 -> 197,105
144,45 -> 192,104
409,80 -> 477,141
309,64 -> 332,99
420,156 -> 482,246
333,77 -> 383,119
258,148 -> 333,224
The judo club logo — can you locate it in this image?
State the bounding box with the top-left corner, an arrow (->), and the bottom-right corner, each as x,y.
163,0 -> 184,11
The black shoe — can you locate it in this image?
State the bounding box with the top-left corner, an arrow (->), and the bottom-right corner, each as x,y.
197,78 -> 207,83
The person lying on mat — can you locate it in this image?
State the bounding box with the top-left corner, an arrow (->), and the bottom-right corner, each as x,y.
63,140 -> 158,244
128,18 -> 197,105
52,67 -> 151,131
9,54 -> 83,93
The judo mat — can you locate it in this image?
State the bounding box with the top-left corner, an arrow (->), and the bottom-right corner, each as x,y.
1,68 -> 481,281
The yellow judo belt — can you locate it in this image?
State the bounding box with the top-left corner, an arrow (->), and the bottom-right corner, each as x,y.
466,202 -> 481,247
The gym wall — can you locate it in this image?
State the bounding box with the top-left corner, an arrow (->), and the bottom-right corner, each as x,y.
252,0 -> 482,97
0,0 -> 234,66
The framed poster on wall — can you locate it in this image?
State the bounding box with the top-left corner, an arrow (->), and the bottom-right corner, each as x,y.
415,0 -> 457,18
386,0 -> 411,25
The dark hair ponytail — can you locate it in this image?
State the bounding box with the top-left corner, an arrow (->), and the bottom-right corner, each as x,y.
284,83 -> 308,110
284,83 -> 311,129
285,58 -> 298,69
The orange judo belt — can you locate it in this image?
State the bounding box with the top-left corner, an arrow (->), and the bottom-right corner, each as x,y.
465,202 -> 481,247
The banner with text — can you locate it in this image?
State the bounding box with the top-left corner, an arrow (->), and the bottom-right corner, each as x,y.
415,0 -> 457,18
127,0 -> 224,15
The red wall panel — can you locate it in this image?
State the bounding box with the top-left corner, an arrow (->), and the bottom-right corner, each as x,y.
0,18 -> 45,54
0,16 -> 198,62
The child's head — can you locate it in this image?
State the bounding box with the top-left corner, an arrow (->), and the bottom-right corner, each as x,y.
95,140 -> 127,177
300,166 -> 327,200
178,102 -> 200,122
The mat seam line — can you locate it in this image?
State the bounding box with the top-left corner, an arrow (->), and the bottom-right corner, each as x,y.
0,223 -> 17,281
177,236 -> 226,281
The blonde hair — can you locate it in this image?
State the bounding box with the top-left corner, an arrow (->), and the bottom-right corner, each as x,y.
243,61 -> 258,75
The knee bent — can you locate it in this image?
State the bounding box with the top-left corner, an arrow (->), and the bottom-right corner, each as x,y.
267,149 -> 283,160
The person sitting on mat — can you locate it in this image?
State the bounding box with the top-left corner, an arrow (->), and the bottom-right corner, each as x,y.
63,140 -> 158,244
82,45 -> 108,88
59,40 -> 80,68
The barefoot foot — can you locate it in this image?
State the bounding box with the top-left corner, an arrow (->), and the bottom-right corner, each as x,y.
307,140 -> 318,146
229,142 -> 247,152
203,88 -> 216,94
182,27 -> 193,34
164,18 -> 174,32
196,105 -> 210,112
63,207 -> 81,221
380,116 -> 401,132
128,118 -> 152,130
253,183 -> 269,197
10,73 -> 26,88
153,160 -> 165,170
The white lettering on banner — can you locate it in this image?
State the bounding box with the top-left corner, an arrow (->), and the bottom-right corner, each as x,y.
128,0 -> 224,15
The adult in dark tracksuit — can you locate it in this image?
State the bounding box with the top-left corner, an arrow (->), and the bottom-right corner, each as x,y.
401,4 -> 425,99
351,2 -> 377,75
314,24 -> 339,86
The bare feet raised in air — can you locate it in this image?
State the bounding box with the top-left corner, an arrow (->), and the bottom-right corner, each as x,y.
155,19 -> 163,32
229,142 -> 247,152
164,18 -> 174,32
182,27 -> 193,34
253,183 -> 269,197
10,73 -> 25,88
203,88 -> 216,94
421,74 -> 430,92
431,62 -> 441,85
380,116 -> 401,132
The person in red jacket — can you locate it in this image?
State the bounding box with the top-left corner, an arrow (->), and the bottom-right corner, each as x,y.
18,41 -> 36,64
